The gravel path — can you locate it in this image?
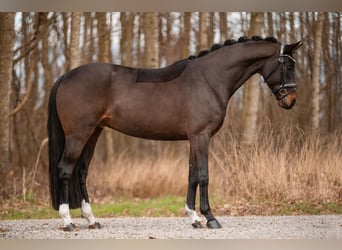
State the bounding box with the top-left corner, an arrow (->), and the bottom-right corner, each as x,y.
1,215 -> 342,239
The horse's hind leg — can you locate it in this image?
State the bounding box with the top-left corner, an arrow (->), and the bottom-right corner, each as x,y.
78,127 -> 103,229
57,128 -> 95,231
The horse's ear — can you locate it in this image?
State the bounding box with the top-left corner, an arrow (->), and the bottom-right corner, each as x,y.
283,41 -> 303,55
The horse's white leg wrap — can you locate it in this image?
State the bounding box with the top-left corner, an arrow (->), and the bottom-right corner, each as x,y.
59,204 -> 73,227
185,204 -> 202,223
81,199 -> 96,225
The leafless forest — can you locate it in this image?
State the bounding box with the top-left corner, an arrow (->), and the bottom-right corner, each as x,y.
0,12 -> 341,205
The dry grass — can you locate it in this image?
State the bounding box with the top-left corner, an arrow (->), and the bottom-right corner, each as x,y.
209,126 -> 342,203
88,127 -> 342,204
89,140 -> 189,202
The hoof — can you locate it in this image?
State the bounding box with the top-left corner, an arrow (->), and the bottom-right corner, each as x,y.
206,219 -> 222,229
88,222 -> 102,229
191,221 -> 204,229
63,223 -> 78,232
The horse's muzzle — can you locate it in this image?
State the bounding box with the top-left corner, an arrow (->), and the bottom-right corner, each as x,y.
278,92 -> 297,110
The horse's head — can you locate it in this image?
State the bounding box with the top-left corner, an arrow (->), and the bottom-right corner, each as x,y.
262,41 -> 303,110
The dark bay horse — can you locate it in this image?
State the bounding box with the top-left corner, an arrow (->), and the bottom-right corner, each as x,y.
48,36 -> 302,231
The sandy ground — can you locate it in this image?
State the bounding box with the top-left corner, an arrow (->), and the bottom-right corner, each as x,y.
1,215 -> 342,239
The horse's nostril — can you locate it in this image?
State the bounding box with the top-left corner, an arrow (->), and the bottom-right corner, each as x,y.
290,99 -> 296,108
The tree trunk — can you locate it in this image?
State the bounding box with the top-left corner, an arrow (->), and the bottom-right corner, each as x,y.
0,13 -> 15,196
181,12 -> 191,58
333,14 -> 342,131
267,12 -> 274,37
120,12 -> 135,66
41,13 -> 52,113
208,12 -> 215,45
137,13 -> 143,66
69,12 -> 82,69
143,12 -> 159,68
96,12 -> 111,63
62,13 -> 70,71
198,12 -> 208,51
241,12 -> 264,144
311,13 -> 325,130
162,13 -> 173,65
322,13 -> 332,133
219,12 -> 228,43
289,12 -> 296,42
83,12 -> 95,63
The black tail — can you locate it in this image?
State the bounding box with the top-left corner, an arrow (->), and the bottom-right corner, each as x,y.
48,76 -> 65,210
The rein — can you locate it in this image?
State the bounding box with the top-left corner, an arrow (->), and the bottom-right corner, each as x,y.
263,47 -> 297,100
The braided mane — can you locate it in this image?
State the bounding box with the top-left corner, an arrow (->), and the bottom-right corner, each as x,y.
188,36 -> 278,60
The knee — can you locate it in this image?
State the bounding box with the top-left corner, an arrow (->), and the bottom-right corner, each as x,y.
198,172 -> 208,186
58,163 -> 73,181
188,174 -> 198,186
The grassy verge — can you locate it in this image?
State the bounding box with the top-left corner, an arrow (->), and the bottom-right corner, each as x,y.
1,196 -> 341,220
0,196 -> 185,220
90,196 -> 185,217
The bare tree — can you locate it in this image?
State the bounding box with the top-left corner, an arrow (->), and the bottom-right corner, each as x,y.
266,12 -> 274,37
208,12 -> 215,45
83,12 -> 95,63
219,12 -> 228,43
241,12 -> 264,144
69,12 -> 82,69
0,13 -> 15,196
311,13 -> 325,130
180,12 -> 191,58
143,12 -> 159,68
96,12 -> 111,63
198,12 -> 208,50
120,12 -> 135,66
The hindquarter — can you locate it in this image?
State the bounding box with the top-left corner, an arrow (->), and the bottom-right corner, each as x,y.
55,64 -> 114,136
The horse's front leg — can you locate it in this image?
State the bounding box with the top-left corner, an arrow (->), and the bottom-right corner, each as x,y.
186,133 -> 222,229
185,149 -> 202,228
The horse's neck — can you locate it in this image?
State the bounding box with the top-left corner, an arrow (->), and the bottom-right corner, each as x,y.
198,42 -> 279,102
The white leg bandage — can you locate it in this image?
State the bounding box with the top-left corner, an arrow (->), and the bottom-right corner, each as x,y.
185,204 -> 202,223
81,199 -> 96,225
59,204 -> 73,227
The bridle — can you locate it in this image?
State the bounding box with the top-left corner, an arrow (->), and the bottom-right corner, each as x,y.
263,46 -> 297,100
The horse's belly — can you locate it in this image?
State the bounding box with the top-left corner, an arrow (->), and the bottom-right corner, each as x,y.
117,128 -> 188,141
106,107 -> 188,141
110,122 -> 188,141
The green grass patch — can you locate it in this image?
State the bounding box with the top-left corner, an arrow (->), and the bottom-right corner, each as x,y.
90,196 -> 185,217
1,196 -> 341,220
2,206 -> 58,220
0,196 -> 185,220
278,201 -> 342,215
